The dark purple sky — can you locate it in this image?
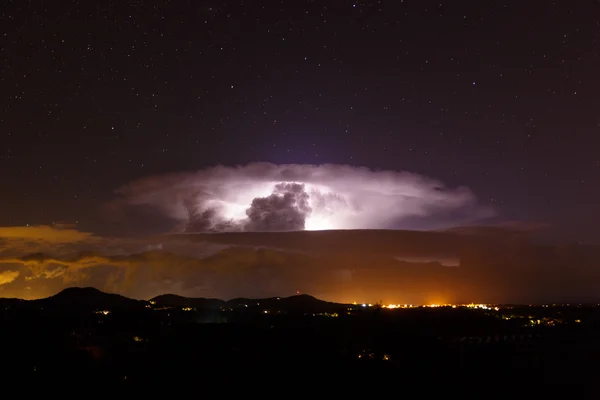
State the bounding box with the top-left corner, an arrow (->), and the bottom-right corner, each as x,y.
1,1 -> 598,240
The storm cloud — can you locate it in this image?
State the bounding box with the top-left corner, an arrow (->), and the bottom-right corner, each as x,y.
104,163 -> 495,234
245,183 -> 312,231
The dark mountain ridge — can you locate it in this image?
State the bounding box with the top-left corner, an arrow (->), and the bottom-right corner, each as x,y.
0,287 -> 147,311
151,294 -> 225,309
38,287 -> 147,310
151,293 -> 348,313
0,287 -> 349,313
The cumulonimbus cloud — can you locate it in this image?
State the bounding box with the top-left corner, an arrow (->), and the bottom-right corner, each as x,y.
107,163 -> 495,233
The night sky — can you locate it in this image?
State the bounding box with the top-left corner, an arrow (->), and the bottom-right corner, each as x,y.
1,1 -> 599,239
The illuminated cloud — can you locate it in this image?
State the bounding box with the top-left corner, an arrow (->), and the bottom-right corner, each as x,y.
0,245 -> 340,301
0,225 -> 470,301
107,163 -> 495,234
0,225 -> 597,305
0,225 -> 95,244
0,270 -> 19,286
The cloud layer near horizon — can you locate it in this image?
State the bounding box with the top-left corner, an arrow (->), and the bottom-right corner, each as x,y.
1,225 -> 600,305
102,163 -> 494,235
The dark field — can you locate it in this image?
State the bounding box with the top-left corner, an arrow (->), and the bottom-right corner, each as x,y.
2,288 -> 599,396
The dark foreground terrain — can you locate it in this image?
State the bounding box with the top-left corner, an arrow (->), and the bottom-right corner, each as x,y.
2,287 -> 600,396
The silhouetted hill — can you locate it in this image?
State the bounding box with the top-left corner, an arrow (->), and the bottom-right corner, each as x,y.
0,297 -> 25,308
150,293 -> 348,313
226,294 -> 347,313
1,287 -> 348,314
34,287 -> 147,311
150,294 -> 225,309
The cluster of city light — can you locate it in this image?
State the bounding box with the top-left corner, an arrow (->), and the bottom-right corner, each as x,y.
357,350 -> 391,361
465,303 -> 501,311
380,303 -> 454,309
351,302 -> 501,311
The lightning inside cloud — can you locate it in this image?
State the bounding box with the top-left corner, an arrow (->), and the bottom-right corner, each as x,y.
109,163 -> 494,233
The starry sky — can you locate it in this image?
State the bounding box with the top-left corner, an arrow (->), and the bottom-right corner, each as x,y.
1,1 -> 599,240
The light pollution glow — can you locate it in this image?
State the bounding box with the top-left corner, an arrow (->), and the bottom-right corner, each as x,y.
1,225 -> 600,305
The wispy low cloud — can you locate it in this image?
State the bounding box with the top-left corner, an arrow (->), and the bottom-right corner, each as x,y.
102,163 -> 495,235
1,225 -> 599,305
0,226 -> 95,244
0,226 -> 466,303
0,225 -> 100,260
0,270 -> 19,286
0,246 -> 344,301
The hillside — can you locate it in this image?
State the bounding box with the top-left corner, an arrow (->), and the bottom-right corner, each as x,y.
34,287 -> 147,311
150,294 -> 225,309
1,287 -> 348,314
152,293 -> 348,313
